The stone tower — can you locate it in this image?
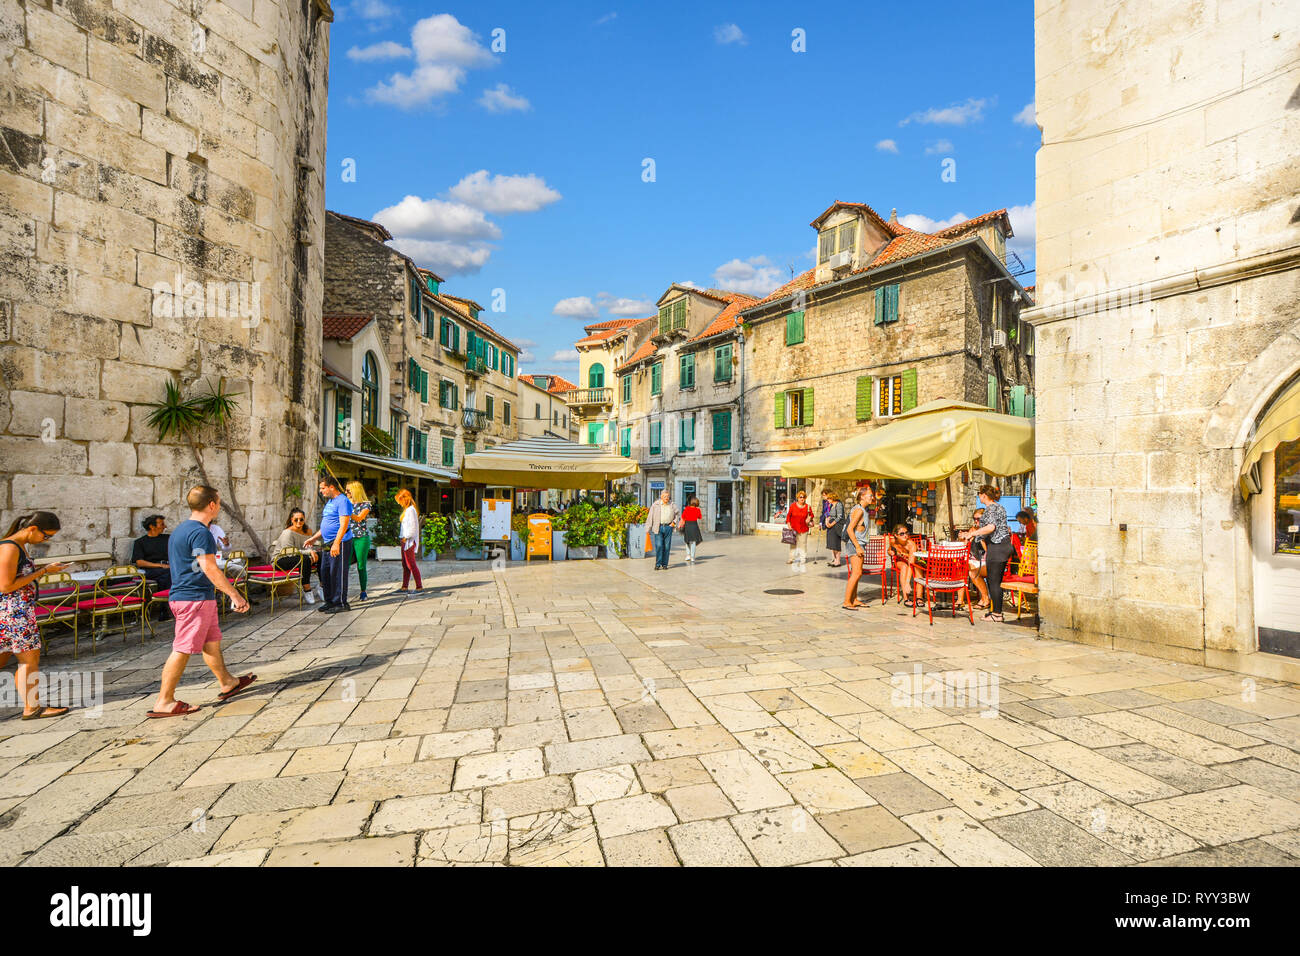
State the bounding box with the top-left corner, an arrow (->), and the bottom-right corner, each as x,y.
0,0 -> 332,557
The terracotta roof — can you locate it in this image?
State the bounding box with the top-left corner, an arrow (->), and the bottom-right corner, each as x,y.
519,373 -> 578,395
1024,284 -> 1035,292
934,208 -> 1011,237
416,266 -> 446,284
615,338 -> 660,375
689,292 -> 759,343
583,318 -> 642,334
327,210 -> 393,241
323,313 -> 373,340
745,269 -> 818,309
442,293 -> 485,315
809,200 -> 893,234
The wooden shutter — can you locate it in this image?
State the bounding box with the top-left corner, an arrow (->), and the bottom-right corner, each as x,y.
886,283 -> 899,322
900,369 -> 917,411
1009,384 -> 1025,417
1026,393 -> 1036,418
855,376 -> 872,421
419,367 -> 428,403
786,311 -> 804,345
803,387 -> 814,425
452,383 -> 459,411
874,287 -> 886,325
987,373 -> 997,411
774,391 -> 785,429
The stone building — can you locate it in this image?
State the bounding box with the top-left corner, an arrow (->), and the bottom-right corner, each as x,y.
0,0 -> 332,558
739,201 -> 1034,535
323,211 -> 519,516
613,287 -> 755,531
568,317 -> 646,447
1025,0 -> 1300,677
516,373 -> 577,443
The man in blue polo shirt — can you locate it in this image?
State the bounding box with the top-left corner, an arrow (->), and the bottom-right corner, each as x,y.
311,475 -> 353,612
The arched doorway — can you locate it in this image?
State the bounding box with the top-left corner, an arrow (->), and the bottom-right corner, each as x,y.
1245,373 -> 1300,657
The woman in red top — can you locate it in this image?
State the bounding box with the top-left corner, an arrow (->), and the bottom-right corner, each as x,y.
678,496 -> 704,564
785,489 -> 812,565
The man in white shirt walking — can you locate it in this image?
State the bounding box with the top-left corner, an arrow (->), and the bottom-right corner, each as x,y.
647,489 -> 677,571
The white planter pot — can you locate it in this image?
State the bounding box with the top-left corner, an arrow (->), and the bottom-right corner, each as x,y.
568,546 -> 597,560
375,546 -> 402,561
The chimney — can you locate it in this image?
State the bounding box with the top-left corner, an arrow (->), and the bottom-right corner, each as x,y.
889,208 -> 898,223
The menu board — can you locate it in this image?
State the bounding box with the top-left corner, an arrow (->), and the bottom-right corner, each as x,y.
480,498 -> 511,542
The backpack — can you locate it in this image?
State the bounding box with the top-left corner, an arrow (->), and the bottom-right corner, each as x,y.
831,503 -> 849,539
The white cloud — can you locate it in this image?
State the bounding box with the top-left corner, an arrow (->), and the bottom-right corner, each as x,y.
712,256 -> 782,296
596,293 -> 655,316
390,238 -> 493,277
512,338 -> 538,364
1006,201 -> 1036,262
1013,102 -> 1036,127
677,280 -> 699,289
350,0 -> 397,20
901,97 -> 989,126
549,349 -> 581,364
372,195 -> 501,240
446,171 -> 560,214
347,41 -> 411,61
595,12 -> 617,25
365,14 -> 493,109
924,139 -> 955,155
898,211 -> 970,233
875,139 -> 899,154
479,83 -> 531,113
714,23 -> 747,45
553,297 -> 600,320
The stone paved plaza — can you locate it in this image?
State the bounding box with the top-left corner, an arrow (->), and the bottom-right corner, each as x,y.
2,535 -> 1299,867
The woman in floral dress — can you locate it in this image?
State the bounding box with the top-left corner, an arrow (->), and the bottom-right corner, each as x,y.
0,512 -> 71,719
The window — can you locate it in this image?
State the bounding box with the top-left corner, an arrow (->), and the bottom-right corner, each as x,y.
774,388 -> 814,428
650,420 -> 662,455
407,358 -> 428,402
818,228 -> 835,264
658,298 -> 687,333
503,353 -> 514,377
503,401 -> 511,425
464,440 -> 476,457
442,437 -> 454,467
837,221 -> 855,258
486,396 -> 494,419
586,422 -> 605,444
680,353 -> 695,389
334,390 -> 352,448
855,376 -> 872,421
658,304 -> 671,334
554,410 -> 559,425
589,363 -> 605,389
622,375 -> 631,404
361,352 -> 379,426
817,220 -> 856,263
785,310 -> 805,346
714,343 -> 733,382
711,410 -> 731,451
439,317 -> 460,351
535,402 -> 541,419
406,427 -> 427,462
987,373 -> 999,412
1008,385 -> 1025,417
877,369 -> 917,417
410,276 -> 421,318
678,414 -> 694,452
438,380 -> 458,410
650,362 -> 663,395
423,305 -> 436,338
1274,437 -> 1300,555
874,283 -> 900,324
619,426 -> 631,458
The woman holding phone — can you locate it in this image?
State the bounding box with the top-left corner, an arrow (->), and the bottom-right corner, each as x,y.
0,512 -> 72,718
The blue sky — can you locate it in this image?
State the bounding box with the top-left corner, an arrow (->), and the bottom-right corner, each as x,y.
324,1 -> 1038,375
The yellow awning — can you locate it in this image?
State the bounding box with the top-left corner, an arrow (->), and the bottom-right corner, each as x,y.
461,435 -> 638,490
781,399 -> 1035,481
1240,377 -> 1300,499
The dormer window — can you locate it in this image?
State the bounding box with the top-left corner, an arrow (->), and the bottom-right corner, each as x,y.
817,220 -> 857,264
658,298 -> 687,334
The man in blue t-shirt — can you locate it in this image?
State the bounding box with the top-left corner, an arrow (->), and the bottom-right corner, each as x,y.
149,485 -> 255,718
310,475 -> 353,612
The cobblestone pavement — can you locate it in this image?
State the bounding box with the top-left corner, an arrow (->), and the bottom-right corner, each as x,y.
2,535 -> 1299,867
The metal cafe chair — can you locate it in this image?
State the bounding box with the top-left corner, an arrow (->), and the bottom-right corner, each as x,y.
246,548 -> 303,615
77,565 -> 146,651
35,573 -> 81,658
911,543 -> 975,625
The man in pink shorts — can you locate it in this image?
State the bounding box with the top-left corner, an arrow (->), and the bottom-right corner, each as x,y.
149,485 -> 255,718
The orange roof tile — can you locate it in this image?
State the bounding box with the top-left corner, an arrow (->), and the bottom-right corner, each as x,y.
616,339 -> 659,375
519,373 -> 577,394
583,318 -> 642,334
934,208 -> 1010,237
809,200 -> 893,234
689,292 -> 759,343
323,314 -> 373,340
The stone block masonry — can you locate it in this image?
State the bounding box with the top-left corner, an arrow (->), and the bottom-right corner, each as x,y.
0,0 -> 332,558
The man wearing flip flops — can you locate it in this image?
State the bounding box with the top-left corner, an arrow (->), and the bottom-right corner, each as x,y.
148,485 -> 256,718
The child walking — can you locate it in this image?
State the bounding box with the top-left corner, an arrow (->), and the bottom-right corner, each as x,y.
679,496 -> 703,563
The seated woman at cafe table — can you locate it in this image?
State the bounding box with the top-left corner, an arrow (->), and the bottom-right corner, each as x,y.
886,524 -> 919,607
967,509 -> 990,609
274,509 -> 322,604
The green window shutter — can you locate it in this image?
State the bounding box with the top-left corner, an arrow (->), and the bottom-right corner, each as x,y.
987,373 -> 997,411
874,287 -> 886,326
452,383 -> 459,411
1009,384 -> 1025,417
680,353 -> 695,388
465,441 -> 475,457
774,391 -> 785,429
1026,393 -> 1036,418
651,363 -> 662,395
453,324 -> 460,352
785,311 -> 804,345
622,376 -> 631,403
886,283 -> 900,322
855,376 -> 872,421
712,411 -> 731,451
419,367 -> 428,403
650,421 -> 661,455
803,387 -> 814,425
901,368 -> 917,411
714,343 -> 732,382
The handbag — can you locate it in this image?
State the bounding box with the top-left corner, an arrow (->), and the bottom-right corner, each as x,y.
781,527 -> 797,545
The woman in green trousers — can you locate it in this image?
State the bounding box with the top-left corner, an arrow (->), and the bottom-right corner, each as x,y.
346,481 -> 373,601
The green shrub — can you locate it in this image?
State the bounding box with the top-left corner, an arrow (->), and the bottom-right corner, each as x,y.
451,509 -> 482,551
421,513 -> 451,554
372,496 -> 401,546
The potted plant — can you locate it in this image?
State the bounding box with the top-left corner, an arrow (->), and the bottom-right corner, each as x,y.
452,509 -> 484,559
421,512 -> 450,560
509,512 -> 528,561
562,502 -> 603,559
549,509 -> 569,561
608,503 -> 648,559
372,496 -> 402,561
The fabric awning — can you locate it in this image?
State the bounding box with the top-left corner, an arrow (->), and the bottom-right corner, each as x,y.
322,447 -> 458,482
781,399 -> 1035,481
461,435 -> 638,490
740,454 -> 800,475
1240,377 -> 1300,498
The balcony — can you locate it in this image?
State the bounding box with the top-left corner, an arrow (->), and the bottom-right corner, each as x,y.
564,387 -> 612,411
462,408 -> 488,432
465,356 -> 488,377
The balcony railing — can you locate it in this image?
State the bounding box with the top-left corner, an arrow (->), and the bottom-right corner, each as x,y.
465,356 -> 488,377
462,408 -> 488,432
564,387 -> 612,407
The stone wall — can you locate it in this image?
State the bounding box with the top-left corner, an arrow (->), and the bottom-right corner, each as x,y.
0,0 -> 330,558
1026,0 -> 1300,672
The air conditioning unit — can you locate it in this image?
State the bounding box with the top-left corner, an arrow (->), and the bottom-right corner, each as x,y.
828,251 -> 852,269
991,329 -> 1007,349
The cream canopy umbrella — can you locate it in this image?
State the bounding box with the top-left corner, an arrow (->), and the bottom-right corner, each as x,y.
781,399 -> 1035,532
1239,376 -> 1300,499
460,435 -> 638,490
